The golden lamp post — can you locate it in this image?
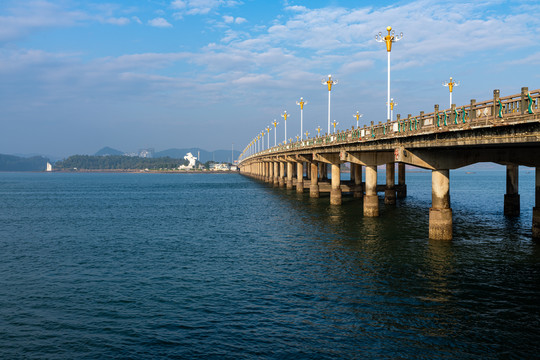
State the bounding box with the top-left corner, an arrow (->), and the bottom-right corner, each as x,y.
296,97 -> 308,140
261,131 -> 265,151
304,130 -> 309,139
443,77 -> 460,108
322,75 -> 338,134
332,120 -> 339,134
266,126 -> 271,149
353,111 -> 363,128
375,26 -> 403,121
316,125 -> 322,137
281,111 -> 289,144
389,98 -> 397,121
272,119 -> 279,147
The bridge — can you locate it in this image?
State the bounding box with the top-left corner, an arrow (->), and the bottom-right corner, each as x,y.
238,87 -> 540,240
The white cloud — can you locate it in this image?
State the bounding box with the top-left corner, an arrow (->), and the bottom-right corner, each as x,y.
223,15 -> 246,24
148,17 -> 173,28
132,16 -> 142,24
104,17 -> 130,26
235,17 -> 247,24
171,0 -> 242,17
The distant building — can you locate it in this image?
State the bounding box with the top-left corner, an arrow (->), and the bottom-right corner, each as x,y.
138,148 -> 154,158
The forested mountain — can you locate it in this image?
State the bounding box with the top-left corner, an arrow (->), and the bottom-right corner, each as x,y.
55,155 -> 189,170
0,154 -> 48,171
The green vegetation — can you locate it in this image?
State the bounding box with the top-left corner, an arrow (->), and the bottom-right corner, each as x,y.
0,154 -> 48,171
55,155 -> 189,170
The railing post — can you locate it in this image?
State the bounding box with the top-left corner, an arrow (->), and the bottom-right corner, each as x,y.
434,104 -> 439,127
494,89 -> 501,118
470,99 -> 476,121
451,104 -> 456,124
521,87 -> 529,115
419,111 -> 424,129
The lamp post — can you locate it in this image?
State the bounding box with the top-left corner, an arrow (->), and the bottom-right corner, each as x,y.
272,119 -> 279,146
261,131 -> 265,151
375,26 -> 403,121
281,111 -> 289,144
353,111 -> 363,128
266,126 -> 271,149
296,97 -> 308,140
443,77 -> 459,108
332,120 -> 339,134
316,126 -> 322,137
322,74 -> 338,134
389,98 -> 397,121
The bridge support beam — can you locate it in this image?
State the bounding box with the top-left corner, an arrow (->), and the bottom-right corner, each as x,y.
353,163 -> 363,198
287,162 -> 294,189
504,164 -> 520,217
429,169 -> 453,240
310,162 -> 319,198
533,167 -> 540,239
273,162 -> 279,187
385,162 -> 396,205
279,162 -> 285,188
397,163 -> 407,198
330,163 -> 342,205
268,161 -> 274,184
296,162 -> 304,193
364,165 -> 379,217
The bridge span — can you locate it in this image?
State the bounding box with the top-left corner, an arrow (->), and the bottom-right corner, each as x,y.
238,87 -> 540,240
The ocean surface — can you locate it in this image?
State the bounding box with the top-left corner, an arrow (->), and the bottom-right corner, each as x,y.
0,170 -> 539,359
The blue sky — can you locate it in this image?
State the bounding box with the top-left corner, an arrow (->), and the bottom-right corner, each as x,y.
1,0 -> 539,157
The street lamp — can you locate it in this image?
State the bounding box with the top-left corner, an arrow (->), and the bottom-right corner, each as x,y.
272,119 -> 279,146
332,120 -> 339,134
261,131 -> 265,151
353,111 -> 363,128
266,126 -> 271,149
316,126 -> 322,137
375,26 -> 403,121
389,98 -> 397,121
281,111 -> 289,144
322,74 -> 338,134
443,77 -> 460,108
296,97 -> 308,140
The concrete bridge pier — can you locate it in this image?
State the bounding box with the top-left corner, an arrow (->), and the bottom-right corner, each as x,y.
504,164 -> 520,217
330,163 -> 342,205
268,161 -> 274,184
352,163 -> 363,198
533,167 -> 540,239
385,162 -> 396,205
273,162 -> 279,187
296,162 -> 304,194
364,165 -> 379,217
310,162 -> 320,198
279,162 -> 285,188
397,163 -> 407,198
287,162 -> 294,189
429,169 -> 453,240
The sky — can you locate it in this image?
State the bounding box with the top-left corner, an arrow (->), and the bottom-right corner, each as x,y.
1,0 -> 540,158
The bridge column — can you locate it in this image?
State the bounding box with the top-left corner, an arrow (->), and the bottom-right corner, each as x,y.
364,165 -> 379,217
268,161 -> 274,184
429,169 -> 452,240
397,163 -> 407,198
296,162 -> 304,193
504,164 -> 520,217
385,162 -> 396,205
330,163 -> 342,205
273,162 -> 279,187
533,167 -> 540,239
310,162 -> 319,198
353,163 -> 363,198
287,162 -> 294,189
279,162 -> 285,188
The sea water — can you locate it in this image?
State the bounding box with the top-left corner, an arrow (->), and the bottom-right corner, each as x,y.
0,170 -> 539,359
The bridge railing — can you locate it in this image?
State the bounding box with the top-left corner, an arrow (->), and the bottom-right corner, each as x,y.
239,88 -> 540,163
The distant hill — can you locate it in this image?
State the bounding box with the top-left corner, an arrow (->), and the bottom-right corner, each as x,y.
95,147 -> 124,156
155,148 -> 241,163
0,154 -> 49,171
